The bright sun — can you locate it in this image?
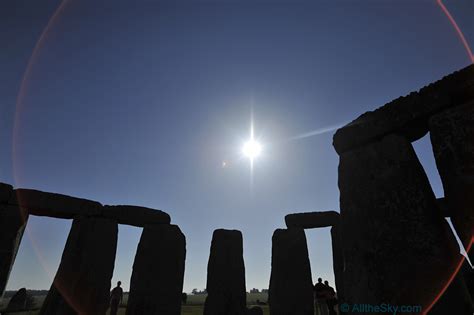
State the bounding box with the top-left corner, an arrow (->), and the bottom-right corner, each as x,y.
242,139 -> 262,160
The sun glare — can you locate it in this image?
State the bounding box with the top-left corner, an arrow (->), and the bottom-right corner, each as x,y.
242,139 -> 262,160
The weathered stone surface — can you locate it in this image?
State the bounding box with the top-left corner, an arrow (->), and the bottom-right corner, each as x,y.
102,205 -> 170,227
5,287 -> 29,311
40,216 -> 117,315
430,101 -> 474,247
9,189 -> 102,219
204,229 -> 246,315
0,205 -> 28,296
285,211 -> 339,229
331,223 -> 344,302
269,228 -> 313,315
0,182 -> 13,204
338,134 -> 460,310
333,64 -> 474,154
429,262 -> 474,315
126,224 -> 186,315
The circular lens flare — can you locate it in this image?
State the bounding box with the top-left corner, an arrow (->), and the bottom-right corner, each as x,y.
242,140 -> 262,159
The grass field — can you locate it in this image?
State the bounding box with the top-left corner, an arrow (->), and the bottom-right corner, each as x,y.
0,293 -> 270,315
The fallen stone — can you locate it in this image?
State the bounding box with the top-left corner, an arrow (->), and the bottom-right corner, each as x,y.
9,189 -> 102,219
333,64 -> 474,154
0,182 -> 13,204
0,205 -> 28,296
338,134 -> 460,310
285,211 -> 339,229
204,229 -> 246,315
40,216 -> 117,315
126,224 -> 186,315
430,101 -> 474,248
102,205 -> 170,227
269,228 -> 314,315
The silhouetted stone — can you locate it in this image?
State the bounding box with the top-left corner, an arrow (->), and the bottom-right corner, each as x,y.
40,216 -> 117,315
126,224 -> 186,315
204,229 -> 246,315
0,182 -> 13,203
5,288 -> 29,311
246,306 -> 263,315
430,101 -> 474,247
102,205 -> 170,227
9,189 -> 101,219
338,134 -> 460,310
333,64 -> 474,154
0,205 -> 28,296
285,211 -> 339,229
269,228 -> 313,315
437,197 -> 450,217
331,223 -> 344,302
429,264 -> 473,315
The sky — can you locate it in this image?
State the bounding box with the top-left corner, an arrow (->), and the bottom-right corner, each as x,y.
1,0 -> 473,293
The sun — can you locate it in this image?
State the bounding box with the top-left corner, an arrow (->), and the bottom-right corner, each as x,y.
242,139 -> 262,160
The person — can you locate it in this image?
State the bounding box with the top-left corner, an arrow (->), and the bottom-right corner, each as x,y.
110,281 -> 123,315
324,280 -> 337,315
314,278 -> 328,315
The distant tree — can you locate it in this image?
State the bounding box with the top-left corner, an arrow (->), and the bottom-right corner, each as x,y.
261,289 -> 269,293
250,288 -> 259,293
192,288 -> 198,295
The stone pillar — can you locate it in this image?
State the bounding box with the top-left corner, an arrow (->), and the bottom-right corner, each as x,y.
269,228 -> 313,315
203,229 -> 246,315
0,205 -> 28,297
330,223 -> 344,303
338,134 -> 459,310
40,216 -> 118,315
126,224 -> 186,315
429,101 -> 474,248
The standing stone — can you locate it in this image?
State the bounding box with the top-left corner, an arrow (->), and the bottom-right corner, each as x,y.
338,134 -> 460,310
5,287 -> 29,311
0,182 -> 13,203
429,101 -> 474,248
269,228 -> 314,315
40,216 -> 118,315
330,223 -> 344,303
126,224 -> 186,315
0,205 -> 28,297
429,260 -> 474,315
204,229 -> 246,315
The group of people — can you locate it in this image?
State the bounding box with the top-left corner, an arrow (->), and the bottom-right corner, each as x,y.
314,278 -> 338,315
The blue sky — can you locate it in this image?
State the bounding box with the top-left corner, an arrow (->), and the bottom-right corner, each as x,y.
1,0 -> 473,292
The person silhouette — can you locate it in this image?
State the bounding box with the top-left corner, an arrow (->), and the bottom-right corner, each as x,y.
314,278 -> 328,315
110,281 -> 123,315
323,280 -> 337,315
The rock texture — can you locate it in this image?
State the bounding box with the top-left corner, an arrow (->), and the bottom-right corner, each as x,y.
338,134 -> 460,310
0,205 -> 28,296
126,224 -> 186,315
102,205 -> 170,227
9,189 -> 102,219
269,228 -> 314,315
40,216 -> 117,315
333,64 -> 474,154
430,101 -> 474,247
203,229 -> 246,315
285,211 -> 339,229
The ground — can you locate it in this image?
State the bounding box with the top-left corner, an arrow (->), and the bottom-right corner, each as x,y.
0,293 -> 270,315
